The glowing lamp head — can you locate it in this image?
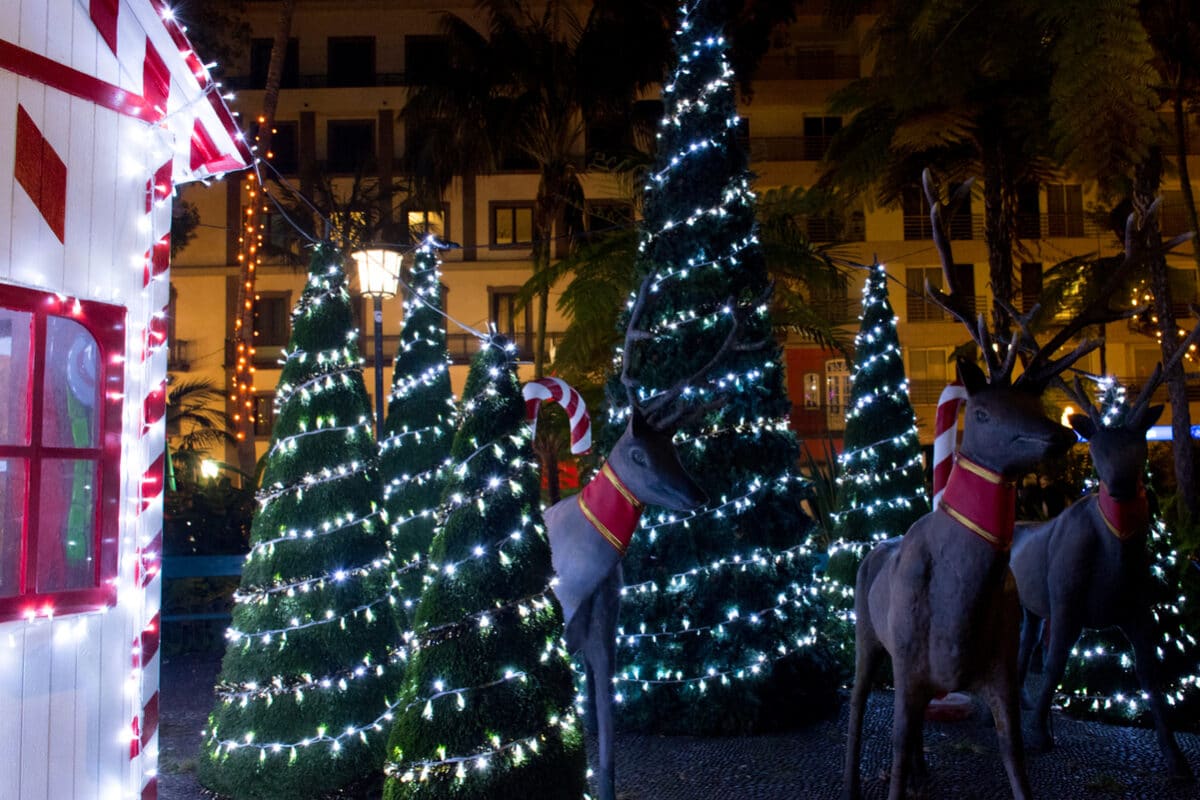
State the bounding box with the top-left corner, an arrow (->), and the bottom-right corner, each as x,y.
351,247 -> 402,299
200,459 -> 220,480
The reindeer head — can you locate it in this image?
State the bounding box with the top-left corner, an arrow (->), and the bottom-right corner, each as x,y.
608,407 -> 707,511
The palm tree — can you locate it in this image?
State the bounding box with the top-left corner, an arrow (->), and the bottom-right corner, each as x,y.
402,0 -> 674,377
166,377 -> 237,486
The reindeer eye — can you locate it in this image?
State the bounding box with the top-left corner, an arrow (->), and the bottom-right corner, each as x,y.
631,449 -> 647,467
975,409 -> 989,423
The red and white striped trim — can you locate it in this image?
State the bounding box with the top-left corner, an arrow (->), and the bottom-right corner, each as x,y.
523,378 -> 592,455
932,379 -> 968,510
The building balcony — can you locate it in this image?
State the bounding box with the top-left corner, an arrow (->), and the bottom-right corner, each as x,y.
904,295 -> 986,323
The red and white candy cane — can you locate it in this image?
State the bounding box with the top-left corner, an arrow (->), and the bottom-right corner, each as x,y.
932,377 -> 968,509
523,378 -> 592,454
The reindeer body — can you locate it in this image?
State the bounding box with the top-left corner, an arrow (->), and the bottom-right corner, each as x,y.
1011,389 -> 1194,779
844,370 -> 1075,800
545,411 -> 705,800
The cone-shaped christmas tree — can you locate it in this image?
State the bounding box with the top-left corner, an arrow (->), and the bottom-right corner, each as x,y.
199,244 -> 397,800
382,336 -> 585,799
605,0 -> 836,735
824,262 -> 929,657
381,238 -> 457,635
1055,379 -> 1200,726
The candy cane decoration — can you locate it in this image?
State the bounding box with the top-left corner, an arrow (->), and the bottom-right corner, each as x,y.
523,378 -> 592,454
932,377 -> 968,509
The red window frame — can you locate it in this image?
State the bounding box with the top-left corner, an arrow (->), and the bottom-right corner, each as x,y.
0,284 -> 125,621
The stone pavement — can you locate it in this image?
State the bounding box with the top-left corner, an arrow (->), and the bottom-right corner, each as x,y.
159,654 -> 1200,799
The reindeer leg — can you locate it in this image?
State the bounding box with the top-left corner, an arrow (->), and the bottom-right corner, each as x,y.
842,625 -> 884,800
1027,612 -> 1080,753
1017,609 -> 1044,710
582,567 -> 622,800
887,676 -> 926,800
1123,619 -> 1194,780
981,670 -> 1033,800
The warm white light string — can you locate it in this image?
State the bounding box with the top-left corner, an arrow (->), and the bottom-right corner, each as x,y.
266,418 -> 373,459
616,584 -> 807,642
621,542 -> 811,594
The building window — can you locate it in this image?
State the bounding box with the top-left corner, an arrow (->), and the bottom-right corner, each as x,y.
255,293 -> 291,348
326,120 -> 375,174
328,36 -> 376,87
802,116 -> 841,160
803,372 -> 820,409
1046,184 -> 1084,237
490,287 -> 532,357
405,35 -> 449,85
407,208 -> 447,240
1020,262 -> 1043,313
908,347 -> 951,405
902,183 -> 972,240
825,358 -> 849,431
0,287 -> 124,620
265,121 -> 299,175
253,394 -> 276,439
491,203 -> 535,248
1162,191 -> 1190,239
586,119 -> 632,163
1016,183 -> 1041,239
250,37 -> 299,89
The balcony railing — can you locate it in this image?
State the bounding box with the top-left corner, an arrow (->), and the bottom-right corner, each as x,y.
747,135 -> 836,162
225,73 -> 408,90
905,213 -> 1109,241
905,294 -> 986,323
908,379 -> 950,405
755,53 -> 860,81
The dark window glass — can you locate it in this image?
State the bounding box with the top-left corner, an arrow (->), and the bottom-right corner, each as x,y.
255,294 -> 291,347
802,116 -> 841,160
405,35 -> 449,85
327,120 -> 375,173
1016,183 -> 1041,239
1046,184 -> 1084,237
1021,262 -> 1044,313
266,121 -> 298,175
253,394 -> 276,438
250,38 -> 299,89
328,36 -> 375,87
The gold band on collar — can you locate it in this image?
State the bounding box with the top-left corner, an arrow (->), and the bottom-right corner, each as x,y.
940,501 -> 1007,549
602,463 -> 644,510
955,455 -> 1006,485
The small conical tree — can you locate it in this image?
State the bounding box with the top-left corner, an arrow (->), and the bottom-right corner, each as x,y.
824,261 -> 929,652
1057,379 -> 1200,726
199,244 -> 397,800
382,336 -> 586,800
603,0 -> 835,735
381,238 -> 457,634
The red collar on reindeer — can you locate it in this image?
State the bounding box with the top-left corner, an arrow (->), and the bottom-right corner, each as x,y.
579,462 -> 645,556
1098,482 -> 1149,541
938,455 -> 1018,549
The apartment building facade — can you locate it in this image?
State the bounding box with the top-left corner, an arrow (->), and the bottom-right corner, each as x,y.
168,0 -> 1200,467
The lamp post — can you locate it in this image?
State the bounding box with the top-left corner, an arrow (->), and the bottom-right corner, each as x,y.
351,247 -> 402,433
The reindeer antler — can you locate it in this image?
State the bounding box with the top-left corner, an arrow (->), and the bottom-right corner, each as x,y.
618,272 -> 770,431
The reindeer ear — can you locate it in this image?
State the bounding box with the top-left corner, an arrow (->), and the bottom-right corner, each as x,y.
957,358 -> 988,395
1069,414 -> 1096,441
1138,404 -> 1165,432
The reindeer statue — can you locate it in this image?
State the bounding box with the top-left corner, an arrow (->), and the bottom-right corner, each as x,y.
1010,315 -> 1200,780
537,273 -> 758,800
842,169 -> 1143,800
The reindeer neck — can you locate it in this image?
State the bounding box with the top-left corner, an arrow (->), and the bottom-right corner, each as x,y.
1098,481 -> 1149,541
578,462 -> 646,556
938,454 -> 1018,550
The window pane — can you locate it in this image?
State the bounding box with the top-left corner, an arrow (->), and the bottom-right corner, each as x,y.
42,316 -> 100,448
0,458 -> 27,597
37,458 -> 97,593
495,209 -> 514,244
515,208 -> 533,243
0,309 -> 33,445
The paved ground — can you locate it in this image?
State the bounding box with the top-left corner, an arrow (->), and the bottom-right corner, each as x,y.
160,654 -> 1200,799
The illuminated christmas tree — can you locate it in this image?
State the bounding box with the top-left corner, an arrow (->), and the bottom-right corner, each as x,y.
381,238 -> 457,634
607,0 -> 834,735
382,336 -> 585,799
1055,378 -> 1200,726
199,244 -> 397,799
824,261 -> 928,650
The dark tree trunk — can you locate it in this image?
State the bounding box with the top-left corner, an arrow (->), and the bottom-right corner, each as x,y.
1136,147 -> 1197,513
982,134 -> 1015,340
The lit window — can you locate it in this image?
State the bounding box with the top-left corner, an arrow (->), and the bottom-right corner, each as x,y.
492,204 -> 534,247
408,210 -> 445,239
0,286 -> 124,620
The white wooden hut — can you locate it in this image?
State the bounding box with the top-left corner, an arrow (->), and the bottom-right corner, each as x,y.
0,2 -> 248,797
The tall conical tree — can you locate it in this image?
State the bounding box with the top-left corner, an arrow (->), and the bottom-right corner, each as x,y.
824,261 -> 929,651
199,244 -> 397,799
606,0 -> 836,735
382,336 -> 586,799
1056,378 -> 1200,727
381,237 -> 457,634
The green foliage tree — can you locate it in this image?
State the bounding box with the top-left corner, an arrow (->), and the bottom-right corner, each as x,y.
382,337 -> 585,799
199,244 -> 396,800
606,0 -> 837,735
381,239 -> 457,635
824,261 -> 929,660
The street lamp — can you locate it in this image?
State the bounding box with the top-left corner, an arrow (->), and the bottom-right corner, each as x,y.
351,246 -> 402,433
